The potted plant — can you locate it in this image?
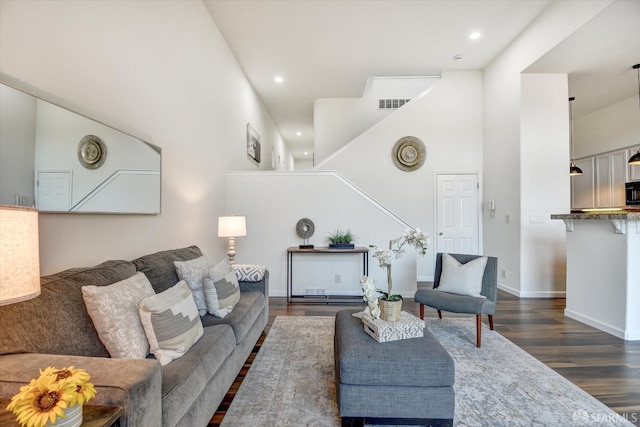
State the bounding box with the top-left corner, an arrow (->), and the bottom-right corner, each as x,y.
327,229 -> 355,249
368,228 -> 429,321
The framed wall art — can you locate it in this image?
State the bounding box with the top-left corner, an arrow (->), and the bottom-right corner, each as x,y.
246,123 -> 261,163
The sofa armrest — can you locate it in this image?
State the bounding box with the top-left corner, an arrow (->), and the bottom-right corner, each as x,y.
239,269 -> 269,296
0,353 -> 161,427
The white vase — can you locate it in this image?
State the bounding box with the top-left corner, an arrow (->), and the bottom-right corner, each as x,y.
46,404 -> 82,427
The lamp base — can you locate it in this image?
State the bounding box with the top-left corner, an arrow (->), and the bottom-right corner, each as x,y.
227,237 -> 237,265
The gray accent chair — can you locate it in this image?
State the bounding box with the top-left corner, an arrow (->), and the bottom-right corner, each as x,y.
414,253 -> 498,347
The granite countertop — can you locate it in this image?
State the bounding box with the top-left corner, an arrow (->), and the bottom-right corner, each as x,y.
551,212 -> 640,220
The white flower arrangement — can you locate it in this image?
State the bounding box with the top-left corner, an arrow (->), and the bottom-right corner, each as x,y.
368,228 -> 429,302
360,276 -> 381,319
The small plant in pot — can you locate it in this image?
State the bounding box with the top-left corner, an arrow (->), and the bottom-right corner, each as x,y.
328,229 -> 355,249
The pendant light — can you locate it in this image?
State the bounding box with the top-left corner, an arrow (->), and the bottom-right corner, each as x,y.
568,96 -> 583,176
629,63 -> 640,165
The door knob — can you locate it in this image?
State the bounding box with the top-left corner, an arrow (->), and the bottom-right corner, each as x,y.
439,232 -> 443,236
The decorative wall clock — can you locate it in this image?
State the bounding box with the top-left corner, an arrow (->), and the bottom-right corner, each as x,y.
391,136 -> 426,171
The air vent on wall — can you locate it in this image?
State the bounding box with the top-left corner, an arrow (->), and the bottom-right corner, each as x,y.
378,99 -> 410,109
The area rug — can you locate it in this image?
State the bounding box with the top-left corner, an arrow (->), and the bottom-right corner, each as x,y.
220,316 -> 632,426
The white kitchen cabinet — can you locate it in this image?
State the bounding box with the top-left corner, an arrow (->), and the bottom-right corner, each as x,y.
595,154 -> 611,207
629,146 -> 640,182
612,150 -> 628,206
571,158 -> 594,209
572,149 -> 628,209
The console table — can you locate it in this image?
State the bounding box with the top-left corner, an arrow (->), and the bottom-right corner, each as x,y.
287,246 -> 368,303
0,399 -> 123,427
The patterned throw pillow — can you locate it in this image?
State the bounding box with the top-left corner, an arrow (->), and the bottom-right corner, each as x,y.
436,253 -> 488,298
204,259 -> 241,318
82,272 -> 155,359
174,256 -> 212,316
233,264 -> 266,282
139,280 -> 204,366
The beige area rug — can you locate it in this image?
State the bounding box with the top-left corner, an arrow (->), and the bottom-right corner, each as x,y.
220,315 -> 633,427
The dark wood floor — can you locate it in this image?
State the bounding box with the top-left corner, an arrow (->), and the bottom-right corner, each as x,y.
211,290 -> 640,425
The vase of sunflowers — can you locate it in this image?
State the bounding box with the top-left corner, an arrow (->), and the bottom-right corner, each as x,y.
5,366 -> 96,427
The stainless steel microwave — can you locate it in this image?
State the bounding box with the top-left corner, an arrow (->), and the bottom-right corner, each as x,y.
627,181 -> 640,206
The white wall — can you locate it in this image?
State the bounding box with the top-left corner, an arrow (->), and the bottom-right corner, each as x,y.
313,97 -> 389,164
317,71 -> 484,280
520,73 -> 570,296
574,96 -> 640,158
225,171 -> 418,297
0,0 -> 290,274
483,0 -> 613,296
295,158 -> 314,170
313,76 -> 439,165
0,84 -> 36,206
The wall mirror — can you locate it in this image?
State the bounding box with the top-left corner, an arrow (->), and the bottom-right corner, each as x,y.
0,82 -> 161,214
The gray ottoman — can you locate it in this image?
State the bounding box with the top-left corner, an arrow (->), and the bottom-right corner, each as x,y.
334,310 -> 454,427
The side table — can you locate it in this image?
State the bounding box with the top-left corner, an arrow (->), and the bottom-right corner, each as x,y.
287,246 -> 369,303
0,398 -> 123,427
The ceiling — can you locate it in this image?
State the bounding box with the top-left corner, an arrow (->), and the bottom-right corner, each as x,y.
204,0 -> 640,160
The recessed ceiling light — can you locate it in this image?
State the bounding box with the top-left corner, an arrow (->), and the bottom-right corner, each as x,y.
274,76 -> 284,83
469,32 -> 481,40
303,151 -> 308,155
296,131 -> 302,136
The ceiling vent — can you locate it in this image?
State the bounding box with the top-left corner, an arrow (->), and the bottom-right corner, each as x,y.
378,99 -> 410,109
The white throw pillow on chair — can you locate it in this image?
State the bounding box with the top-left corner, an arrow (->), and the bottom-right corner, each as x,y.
437,253 -> 488,298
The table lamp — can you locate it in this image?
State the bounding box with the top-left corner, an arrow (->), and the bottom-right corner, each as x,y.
218,215 -> 247,265
0,205 -> 41,305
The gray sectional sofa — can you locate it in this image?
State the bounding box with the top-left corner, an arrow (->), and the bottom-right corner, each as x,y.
0,246 -> 269,427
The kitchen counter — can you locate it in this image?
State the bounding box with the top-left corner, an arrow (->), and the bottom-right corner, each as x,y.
551,213 -> 639,341
551,212 -> 640,220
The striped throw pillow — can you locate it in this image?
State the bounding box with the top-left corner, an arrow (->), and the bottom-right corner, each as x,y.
139,280 -> 204,366
204,259 -> 241,318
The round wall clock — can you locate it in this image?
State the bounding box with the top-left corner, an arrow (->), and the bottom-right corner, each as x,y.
391,136 -> 426,172
78,135 -> 107,169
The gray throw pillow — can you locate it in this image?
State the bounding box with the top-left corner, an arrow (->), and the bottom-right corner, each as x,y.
174,255 -> 212,316
437,253 -> 488,298
81,272 -> 155,359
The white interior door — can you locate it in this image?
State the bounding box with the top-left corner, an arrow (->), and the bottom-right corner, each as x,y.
436,174 -> 479,255
36,170 -> 72,211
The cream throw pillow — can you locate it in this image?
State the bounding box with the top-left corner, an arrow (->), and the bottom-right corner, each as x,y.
204,258 -> 241,318
82,272 -> 155,359
139,280 -> 204,366
174,256 -> 212,316
437,253 -> 488,298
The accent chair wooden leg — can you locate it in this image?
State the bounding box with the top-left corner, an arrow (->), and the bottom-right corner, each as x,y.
419,304 -> 424,320
476,315 -> 482,347
488,314 -> 494,330
437,310 -> 442,319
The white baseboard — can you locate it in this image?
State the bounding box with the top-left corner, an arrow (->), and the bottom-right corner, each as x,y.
564,309 -> 640,341
498,283 -> 565,298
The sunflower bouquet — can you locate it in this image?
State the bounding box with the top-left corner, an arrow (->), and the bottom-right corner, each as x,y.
6,366 -> 96,427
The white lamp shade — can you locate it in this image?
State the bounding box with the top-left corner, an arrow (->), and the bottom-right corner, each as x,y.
218,215 -> 247,237
0,205 -> 41,305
